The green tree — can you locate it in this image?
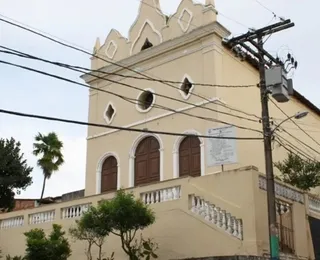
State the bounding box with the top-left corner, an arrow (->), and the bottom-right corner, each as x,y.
0,137 -> 33,212
274,152 -> 320,191
32,132 -> 64,200
24,224 -> 71,260
69,205 -> 113,260
99,190 -> 157,260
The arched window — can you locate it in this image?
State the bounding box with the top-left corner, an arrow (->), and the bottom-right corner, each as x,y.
135,136 -> 160,186
101,156 -> 118,193
179,136 -> 201,177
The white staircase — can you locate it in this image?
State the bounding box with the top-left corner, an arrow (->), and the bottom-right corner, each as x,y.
189,194 -> 243,240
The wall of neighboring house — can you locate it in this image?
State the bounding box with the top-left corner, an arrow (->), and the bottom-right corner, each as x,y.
12,199 -> 36,211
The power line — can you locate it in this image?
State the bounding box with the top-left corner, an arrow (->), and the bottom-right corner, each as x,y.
124,1 -> 262,119
0,58 -> 263,134
0,46 -> 260,124
0,49 -> 254,89
0,48 -> 263,130
0,108 -> 263,140
269,98 -> 320,148
272,117 -> 320,129
262,15 -> 277,44
276,124 -> 320,156
276,125 -> 320,134
254,0 -> 278,19
0,14 -> 262,121
274,134 -> 318,161
142,0 -> 251,30
274,138 -> 315,163
0,16 -> 254,95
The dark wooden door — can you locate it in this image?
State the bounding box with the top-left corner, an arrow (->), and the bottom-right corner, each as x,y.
101,156 -> 118,193
179,136 -> 201,177
309,216 -> 320,260
135,136 -> 160,186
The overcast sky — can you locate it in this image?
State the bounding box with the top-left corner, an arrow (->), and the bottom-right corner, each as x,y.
0,0 -> 318,199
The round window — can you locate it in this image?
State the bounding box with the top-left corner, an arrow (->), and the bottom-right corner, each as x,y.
137,90 -> 155,111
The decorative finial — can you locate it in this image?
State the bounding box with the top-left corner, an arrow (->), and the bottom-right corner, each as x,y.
205,0 -> 215,6
93,37 -> 101,54
141,0 -> 161,10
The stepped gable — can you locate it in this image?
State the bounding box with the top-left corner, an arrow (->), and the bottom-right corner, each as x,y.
92,0 -> 217,69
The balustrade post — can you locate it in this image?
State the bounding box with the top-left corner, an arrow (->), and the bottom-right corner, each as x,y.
221,210 -> 227,230
237,219 -> 243,240
216,207 -> 221,227
305,193 -> 311,215
226,213 -> 232,234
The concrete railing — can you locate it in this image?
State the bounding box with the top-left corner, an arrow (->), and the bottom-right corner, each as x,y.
0,179 -> 186,230
29,210 -> 55,225
0,215 -> 24,229
258,174 -> 320,219
189,194 -> 243,240
258,175 -> 304,204
61,203 -> 91,219
140,186 -> 181,205
308,195 -> 320,214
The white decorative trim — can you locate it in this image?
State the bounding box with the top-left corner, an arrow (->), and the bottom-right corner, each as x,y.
103,101 -> 116,124
129,133 -> 164,187
179,74 -> 195,100
105,40 -> 118,59
135,88 -> 156,113
88,41 -> 221,93
96,152 -> 121,194
83,21 -> 231,84
87,97 -> 224,140
172,129 -> 205,178
128,0 -> 164,37
130,19 -> 163,55
178,8 -> 193,33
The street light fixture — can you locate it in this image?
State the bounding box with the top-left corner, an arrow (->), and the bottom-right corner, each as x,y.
271,111 -> 308,135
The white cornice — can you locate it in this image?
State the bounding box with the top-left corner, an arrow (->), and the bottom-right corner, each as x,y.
89,39 -> 218,95
87,97 -> 225,140
81,21 -> 230,84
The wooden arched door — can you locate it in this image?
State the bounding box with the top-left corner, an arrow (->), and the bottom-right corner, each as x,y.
179,136 -> 201,177
135,136 -> 160,186
101,156 -> 118,193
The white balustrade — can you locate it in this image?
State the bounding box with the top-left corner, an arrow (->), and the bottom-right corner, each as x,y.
189,194 -> 243,240
141,186 -> 181,205
309,196 -> 320,213
276,201 -> 291,215
0,216 -> 24,229
61,203 -> 91,219
29,210 -> 55,225
259,176 -> 304,203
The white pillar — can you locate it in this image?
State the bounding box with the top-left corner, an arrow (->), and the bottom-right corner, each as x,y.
96,169 -> 101,194
200,143 -> 205,176
160,148 -> 164,181
173,151 -> 179,178
117,164 -> 121,190
129,155 -> 135,187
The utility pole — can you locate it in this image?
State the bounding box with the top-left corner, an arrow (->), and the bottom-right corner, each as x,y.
225,19 -> 295,260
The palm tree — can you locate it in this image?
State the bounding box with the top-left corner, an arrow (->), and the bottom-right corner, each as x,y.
33,132 -> 64,200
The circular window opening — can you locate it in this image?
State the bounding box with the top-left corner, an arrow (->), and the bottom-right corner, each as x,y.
137,90 -> 155,111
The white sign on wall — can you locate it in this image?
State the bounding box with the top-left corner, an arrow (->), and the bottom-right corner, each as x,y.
206,126 -> 238,167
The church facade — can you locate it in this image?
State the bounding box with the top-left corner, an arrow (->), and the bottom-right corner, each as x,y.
1,0 -> 320,259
